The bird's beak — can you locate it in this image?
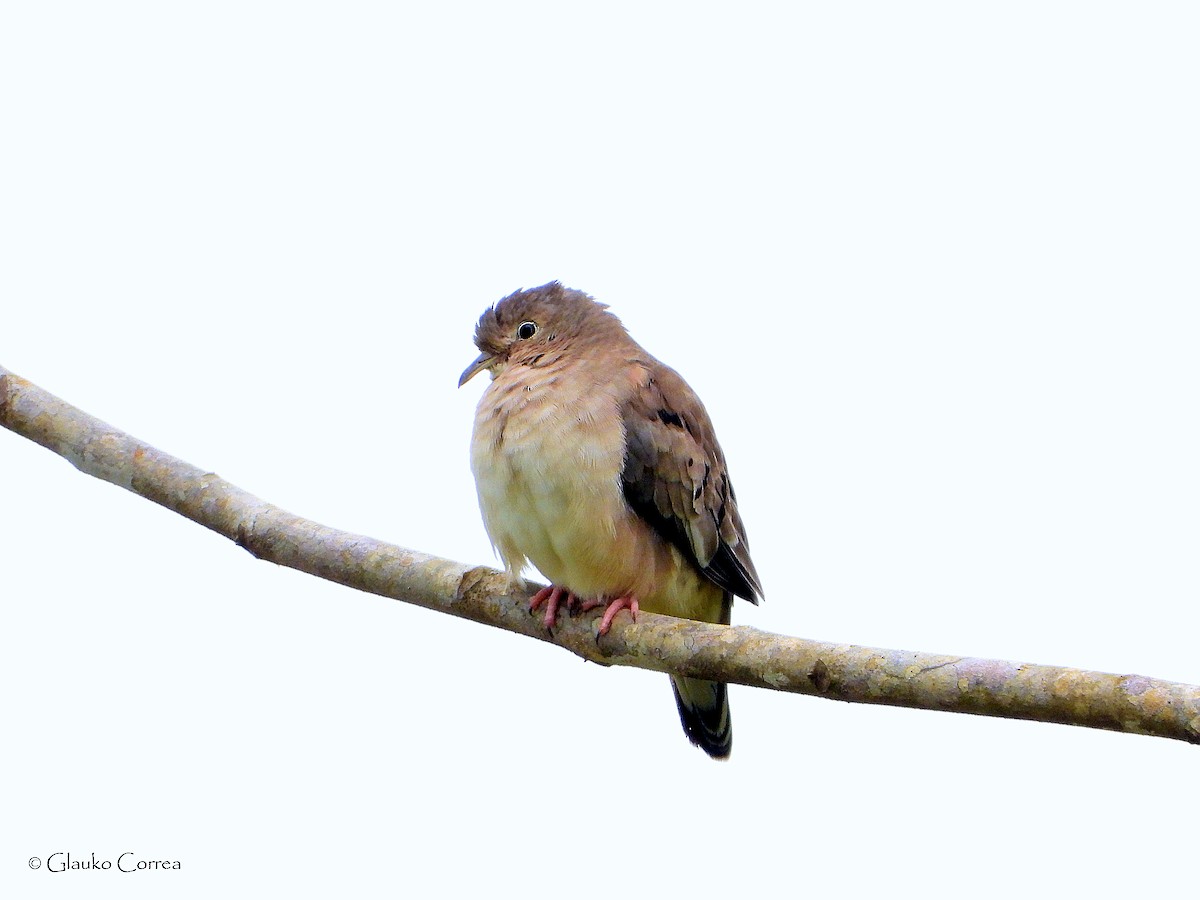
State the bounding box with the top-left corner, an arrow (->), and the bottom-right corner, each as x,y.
458,351 -> 497,387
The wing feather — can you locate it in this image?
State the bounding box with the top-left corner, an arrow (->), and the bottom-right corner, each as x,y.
621,362 -> 763,603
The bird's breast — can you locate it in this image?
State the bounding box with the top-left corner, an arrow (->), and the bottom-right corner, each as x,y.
469,362 -> 633,594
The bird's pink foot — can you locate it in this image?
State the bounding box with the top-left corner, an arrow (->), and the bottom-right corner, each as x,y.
529,585 -> 581,629
593,595 -> 639,635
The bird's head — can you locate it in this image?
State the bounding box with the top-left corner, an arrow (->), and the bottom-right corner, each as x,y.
458,281 -> 626,387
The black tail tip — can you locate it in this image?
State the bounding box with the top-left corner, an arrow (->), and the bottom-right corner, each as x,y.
671,677 -> 732,760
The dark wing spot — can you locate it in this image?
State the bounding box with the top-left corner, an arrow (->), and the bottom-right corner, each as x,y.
657,409 -> 684,428
692,461 -> 708,502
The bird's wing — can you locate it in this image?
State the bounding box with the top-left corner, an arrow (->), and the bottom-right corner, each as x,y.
621,360 -> 763,603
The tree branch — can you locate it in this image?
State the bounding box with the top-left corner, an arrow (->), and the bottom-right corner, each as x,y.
3,362 -> 1198,746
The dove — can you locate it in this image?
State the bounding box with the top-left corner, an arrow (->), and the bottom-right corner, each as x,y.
459,282 -> 762,758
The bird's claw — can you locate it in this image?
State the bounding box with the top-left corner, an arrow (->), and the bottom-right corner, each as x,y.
530,588 -> 639,634
529,585 -> 580,629
595,595 -> 639,635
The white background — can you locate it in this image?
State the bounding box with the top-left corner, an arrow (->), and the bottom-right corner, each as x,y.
2,2 -> 1197,897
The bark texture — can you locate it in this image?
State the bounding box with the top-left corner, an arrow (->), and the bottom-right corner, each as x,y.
3,363 -> 1197,745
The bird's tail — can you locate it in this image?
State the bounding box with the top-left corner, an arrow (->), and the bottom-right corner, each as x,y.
669,589 -> 734,759
670,675 -> 732,759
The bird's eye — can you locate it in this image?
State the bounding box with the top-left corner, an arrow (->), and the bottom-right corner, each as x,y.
517,322 -> 538,340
